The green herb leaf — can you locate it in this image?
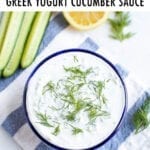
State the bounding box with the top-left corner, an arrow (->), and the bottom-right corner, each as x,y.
64,66 -> 83,75
108,12 -> 134,42
42,81 -> 55,94
64,66 -> 93,82
88,108 -> 99,121
65,111 -> 77,121
75,100 -> 86,112
132,96 -> 150,133
36,112 -> 53,127
73,55 -> 78,63
52,125 -> 60,136
71,126 -> 83,135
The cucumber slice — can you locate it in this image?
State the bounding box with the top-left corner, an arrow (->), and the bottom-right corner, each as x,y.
21,12 -> 51,68
0,12 -> 24,70
0,12 -> 11,52
3,12 -> 36,77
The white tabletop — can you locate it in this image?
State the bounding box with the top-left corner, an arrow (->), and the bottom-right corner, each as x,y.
0,12 -> 150,150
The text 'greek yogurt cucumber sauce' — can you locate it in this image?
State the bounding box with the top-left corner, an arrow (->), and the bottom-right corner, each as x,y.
26,51 -> 125,149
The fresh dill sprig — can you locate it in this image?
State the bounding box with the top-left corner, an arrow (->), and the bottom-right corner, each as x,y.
132,96 -> 150,133
74,99 -> 87,112
42,81 -> 55,94
89,80 -> 107,106
65,99 -> 88,122
64,66 -> 83,75
71,83 -> 84,92
36,111 -> 61,135
72,127 -> 83,135
64,66 -> 93,82
73,55 -> 78,63
101,94 -> 107,105
36,112 -> 53,127
91,81 -> 105,98
65,111 -> 77,121
62,88 -> 76,105
52,125 -> 60,136
69,125 -> 83,135
86,103 -> 109,122
88,107 -> 100,121
108,12 -> 134,42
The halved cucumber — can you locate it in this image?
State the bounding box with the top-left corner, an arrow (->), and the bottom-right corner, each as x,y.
0,12 -> 11,52
21,12 -> 51,68
0,12 -> 24,70
3,12 -> 36,77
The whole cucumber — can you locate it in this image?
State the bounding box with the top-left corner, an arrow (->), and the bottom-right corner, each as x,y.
3,12 -> 36,77
0,12 -> 11,52
0,12 -> 24,70
21,12 -> 51,68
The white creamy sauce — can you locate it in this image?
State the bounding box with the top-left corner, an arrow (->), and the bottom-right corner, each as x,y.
26,52 -> 125,149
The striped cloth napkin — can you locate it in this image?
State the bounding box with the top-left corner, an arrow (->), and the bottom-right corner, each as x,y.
0,13 -> 150,150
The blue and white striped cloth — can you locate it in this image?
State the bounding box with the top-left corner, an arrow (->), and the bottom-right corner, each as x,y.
0,13 -> 150,150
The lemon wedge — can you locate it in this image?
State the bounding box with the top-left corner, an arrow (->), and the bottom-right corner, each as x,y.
63,12 -> 109,30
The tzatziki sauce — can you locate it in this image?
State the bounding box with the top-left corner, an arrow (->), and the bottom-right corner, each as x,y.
26,51 -> 126,149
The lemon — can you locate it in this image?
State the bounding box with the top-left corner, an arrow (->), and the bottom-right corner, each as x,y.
63,12 -> 109,30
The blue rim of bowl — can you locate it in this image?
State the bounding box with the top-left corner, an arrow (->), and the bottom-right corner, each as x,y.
23,49 -> 127,150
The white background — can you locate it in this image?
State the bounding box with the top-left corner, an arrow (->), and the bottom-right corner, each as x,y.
0,12 -> 150,149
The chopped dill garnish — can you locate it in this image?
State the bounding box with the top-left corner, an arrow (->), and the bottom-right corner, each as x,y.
36,112 -> 53,127
88,107 -> 101,121
64,66 -> 83,75
70,125 -> 83,135
74,99 -> 87,112
89,80 -> 107,106
52,125 -> 60,136
64,66 -> 93,83
92,81 -> 105,97
42,81 -> 55,94
72,127 -> 83,135
65,111 -> 77,121
71,83 -> 84,92
101,94 -> 107,105
85,103 -> 109,121
73,55 -> 78,63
